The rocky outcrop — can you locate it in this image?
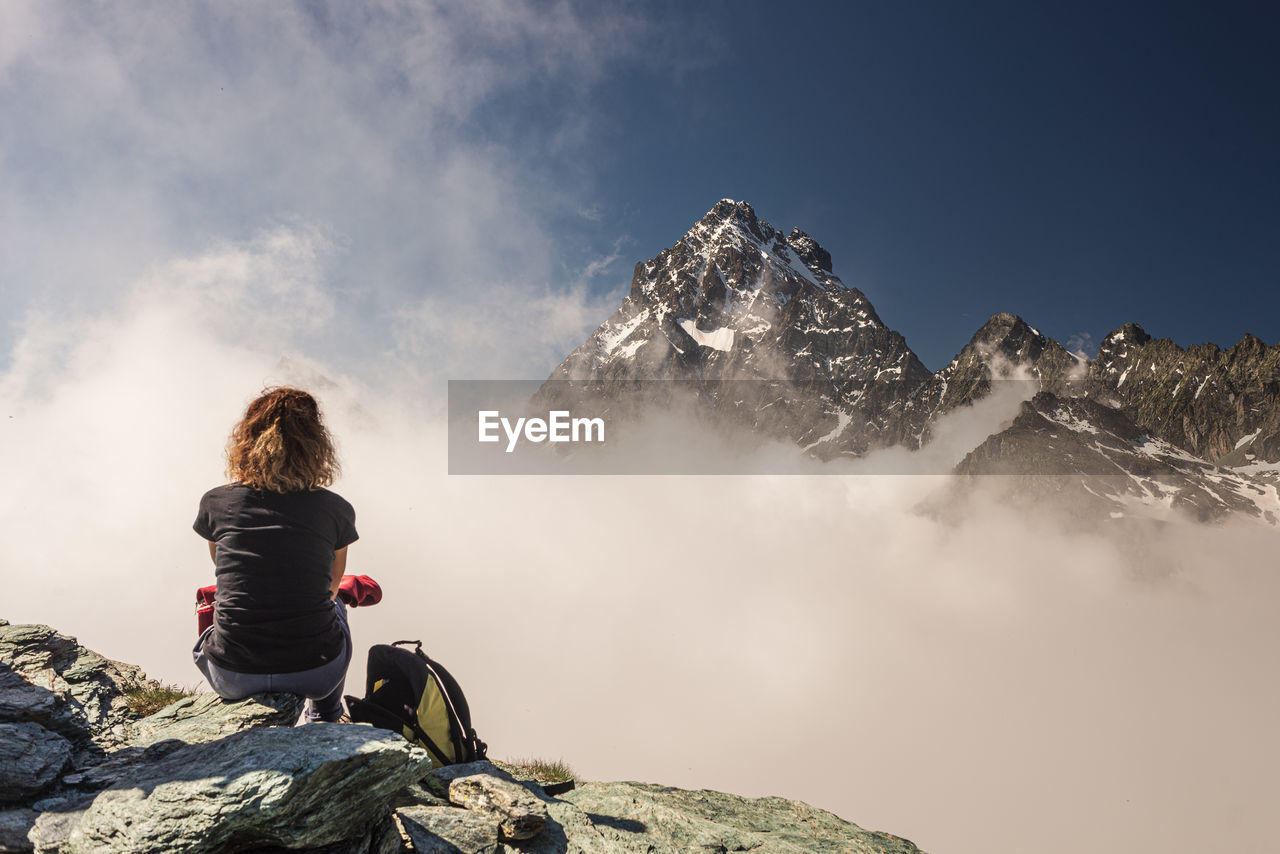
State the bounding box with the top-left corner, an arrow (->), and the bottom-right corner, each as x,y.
0,621 -> 153,755
428,764 -> 547,841
0,620 -> 927,853
1087,323 -> 1280,465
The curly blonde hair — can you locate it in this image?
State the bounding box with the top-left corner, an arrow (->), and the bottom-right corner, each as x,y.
226,387 -> 339,492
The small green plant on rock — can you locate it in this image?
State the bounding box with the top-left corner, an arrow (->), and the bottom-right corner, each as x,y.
500,757 -> 576,784
122,682 -> 196,716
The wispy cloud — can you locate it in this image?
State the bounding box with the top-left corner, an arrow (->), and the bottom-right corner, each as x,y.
0,0 -> 653,365
578,236 -> 630,281
1066,331 -> 1097,360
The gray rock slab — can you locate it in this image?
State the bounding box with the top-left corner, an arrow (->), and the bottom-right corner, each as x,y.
559,782 -> 925,854
0,723 -> 72,803
0,807 -> 38,853
395,805 -> 499,854
56,694 -> 304,794
447,774 -> 547,841
126,691 -> 303,747
29,724 -> 432,854
58,740 -> 187,793
429,761 -> 517,785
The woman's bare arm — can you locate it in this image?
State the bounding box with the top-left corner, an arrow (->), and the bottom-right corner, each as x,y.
207,541 -> 217,564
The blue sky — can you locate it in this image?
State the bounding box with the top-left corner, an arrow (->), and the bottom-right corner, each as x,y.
560,0 -> 1280,369
2,0 -> 1277,378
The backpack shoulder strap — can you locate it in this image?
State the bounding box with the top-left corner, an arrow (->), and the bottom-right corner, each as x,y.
346,694 -> 452,768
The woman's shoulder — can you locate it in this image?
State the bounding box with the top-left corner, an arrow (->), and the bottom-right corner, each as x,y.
308,487 -> 356,515
198,482 -> 246,505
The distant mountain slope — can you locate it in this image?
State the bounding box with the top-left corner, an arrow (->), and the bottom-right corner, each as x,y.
1087,323 -> 1280,465
542,199 -> 1280,523
955,391 -> 1280,523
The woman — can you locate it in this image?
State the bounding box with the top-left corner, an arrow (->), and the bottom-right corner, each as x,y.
192,387 -> 358,723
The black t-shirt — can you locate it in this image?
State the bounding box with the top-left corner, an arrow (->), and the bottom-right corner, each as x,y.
194,484 -> 359,673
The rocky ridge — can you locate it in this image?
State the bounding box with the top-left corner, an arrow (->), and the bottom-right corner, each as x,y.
953,392 -> 1280,523
1087,323 -> 1280,465
0,619 -> 925,853
543,199 -> 1280,523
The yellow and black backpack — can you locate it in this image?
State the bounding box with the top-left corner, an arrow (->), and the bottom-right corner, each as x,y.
345,640 -> 488,766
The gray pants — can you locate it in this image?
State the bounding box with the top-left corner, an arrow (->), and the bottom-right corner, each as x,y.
193,598 -> 352,723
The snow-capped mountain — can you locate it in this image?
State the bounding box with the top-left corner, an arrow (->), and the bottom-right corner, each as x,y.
547,199 -> 932,455
542,199 -> 1280,523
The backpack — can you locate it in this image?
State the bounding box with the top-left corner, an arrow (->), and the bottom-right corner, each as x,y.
345,640 -> 487,767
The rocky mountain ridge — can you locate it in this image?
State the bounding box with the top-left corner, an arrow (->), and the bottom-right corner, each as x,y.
0,619 -> 925,854
543,199 -> 1280,523
953,392 -> 1280,523
1087,322 -> 1280,465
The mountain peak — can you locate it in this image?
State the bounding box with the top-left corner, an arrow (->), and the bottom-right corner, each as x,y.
785,228 -> 833,273
959,313 -> 1057,357
547,199 -> 934,455
1100,322 -> 1151,349
971,312 -> 1041,342
697,198 -> 768,240
688,200 -> 838,282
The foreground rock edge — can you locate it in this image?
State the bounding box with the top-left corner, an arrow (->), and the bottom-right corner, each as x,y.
2,620 -> 927,853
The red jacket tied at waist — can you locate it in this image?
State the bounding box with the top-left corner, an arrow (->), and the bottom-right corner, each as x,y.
196,574 -> 382,635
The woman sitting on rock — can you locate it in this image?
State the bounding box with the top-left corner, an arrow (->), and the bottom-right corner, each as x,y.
192,387 -> 358,724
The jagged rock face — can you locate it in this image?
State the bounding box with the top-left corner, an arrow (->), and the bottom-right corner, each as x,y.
546,199 -> 934,456
954,392 -> 1280,523
1087,323 -> 1280,465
